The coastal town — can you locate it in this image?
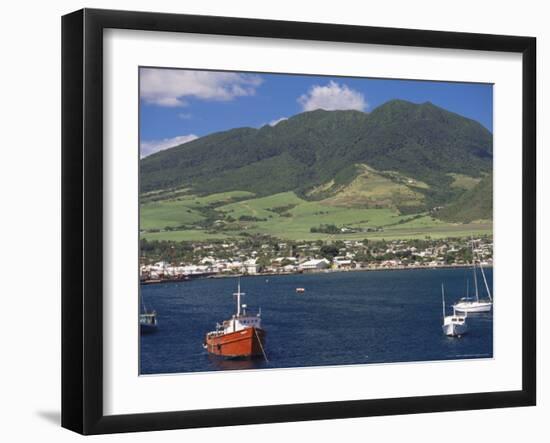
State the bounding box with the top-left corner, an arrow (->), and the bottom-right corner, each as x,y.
140,236 -> 493,283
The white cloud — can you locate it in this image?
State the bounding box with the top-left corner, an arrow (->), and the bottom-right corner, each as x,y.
298,81 -> 367,112
269,116 -> 288,126
140,134 -> 199,158
140,68 -> 263,107
178,112 -> 192,120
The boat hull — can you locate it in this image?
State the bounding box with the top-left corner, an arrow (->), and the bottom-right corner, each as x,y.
453,302 -> 492,313
140,312 -> 158,334
442,322 -> 468,337
205,327 -> 266,358
140,323 -> 158,334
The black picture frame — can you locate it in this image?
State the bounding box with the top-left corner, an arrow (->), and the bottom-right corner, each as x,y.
62,8 -> 536,435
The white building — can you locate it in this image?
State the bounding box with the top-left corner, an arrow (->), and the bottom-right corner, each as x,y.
244,258 -> 259,275
299,258 -> 330,271
333,257 -> 353,269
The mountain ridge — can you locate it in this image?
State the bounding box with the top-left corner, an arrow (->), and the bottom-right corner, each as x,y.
140,100 -> 493,220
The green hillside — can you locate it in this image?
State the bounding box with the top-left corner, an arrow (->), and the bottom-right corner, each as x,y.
437,174 -> 493,223
141,189 -> 492,242
313,164 -> 428,211
139,100 -> 493,238
140,100 -> 492,207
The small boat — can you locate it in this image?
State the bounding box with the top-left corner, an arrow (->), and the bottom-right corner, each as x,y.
139,293 -> 158,334
453,241 -> 493,314
453,298 -> 492,314
441,284 -> 468,337
204,280 -> 267,359
140,311 -> 158,334
140,279 -> 162,286
296,287 -> 305,293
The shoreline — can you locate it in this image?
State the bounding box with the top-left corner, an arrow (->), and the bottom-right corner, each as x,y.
140,262 -> 492,285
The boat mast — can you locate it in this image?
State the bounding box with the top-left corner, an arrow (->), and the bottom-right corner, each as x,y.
471,239 -> 479,302
441,284 -> 446,320
234,278 -> 245,316
140,291 -> 147,314
479,262 -> 493,301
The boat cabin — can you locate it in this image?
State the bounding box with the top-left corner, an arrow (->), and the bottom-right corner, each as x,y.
219,314 -> 262,335
140,311 -> 157,326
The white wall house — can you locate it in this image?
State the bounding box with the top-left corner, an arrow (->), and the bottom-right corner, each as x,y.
298,258 -> 330,271
333,258 -> 353,269
244,258 -> 259,274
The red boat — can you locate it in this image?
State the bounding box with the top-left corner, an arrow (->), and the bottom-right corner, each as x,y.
204,281 -> 266,359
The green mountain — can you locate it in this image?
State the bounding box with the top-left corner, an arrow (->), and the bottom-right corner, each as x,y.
437,173 -> 493,223
140,100 -> 493,221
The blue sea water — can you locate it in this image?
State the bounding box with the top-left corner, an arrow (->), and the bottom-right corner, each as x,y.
139,267 -> 493,374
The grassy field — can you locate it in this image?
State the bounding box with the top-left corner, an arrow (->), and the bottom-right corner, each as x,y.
140,230 -> 232,241
140,188 -> 492,242
140,200 -> 205,230
448,173 -> 482,190
321,164 -> 426,209
220,192 -> 304,219
140,191 -> 255,230
378,222 -> 492,240
218,191 -> 412,239
194,191 -> 255,205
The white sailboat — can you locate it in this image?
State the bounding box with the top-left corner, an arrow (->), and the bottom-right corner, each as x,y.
453,241 -> 493,314
442,284 -> 468,337
140,292 -> 158,334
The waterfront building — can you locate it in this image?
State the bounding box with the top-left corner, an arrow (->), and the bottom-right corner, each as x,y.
299,258 -> 330,271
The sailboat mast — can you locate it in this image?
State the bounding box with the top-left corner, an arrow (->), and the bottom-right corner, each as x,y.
471,239 -> 479,302
140,291 -> 147,314
479,262 -> 493,301
441,284 -> 446,320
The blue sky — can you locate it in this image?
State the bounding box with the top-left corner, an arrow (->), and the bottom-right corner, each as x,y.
139,68 -> 493,157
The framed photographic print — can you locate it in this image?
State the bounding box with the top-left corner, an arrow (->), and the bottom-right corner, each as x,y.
61,8 -> 536,435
